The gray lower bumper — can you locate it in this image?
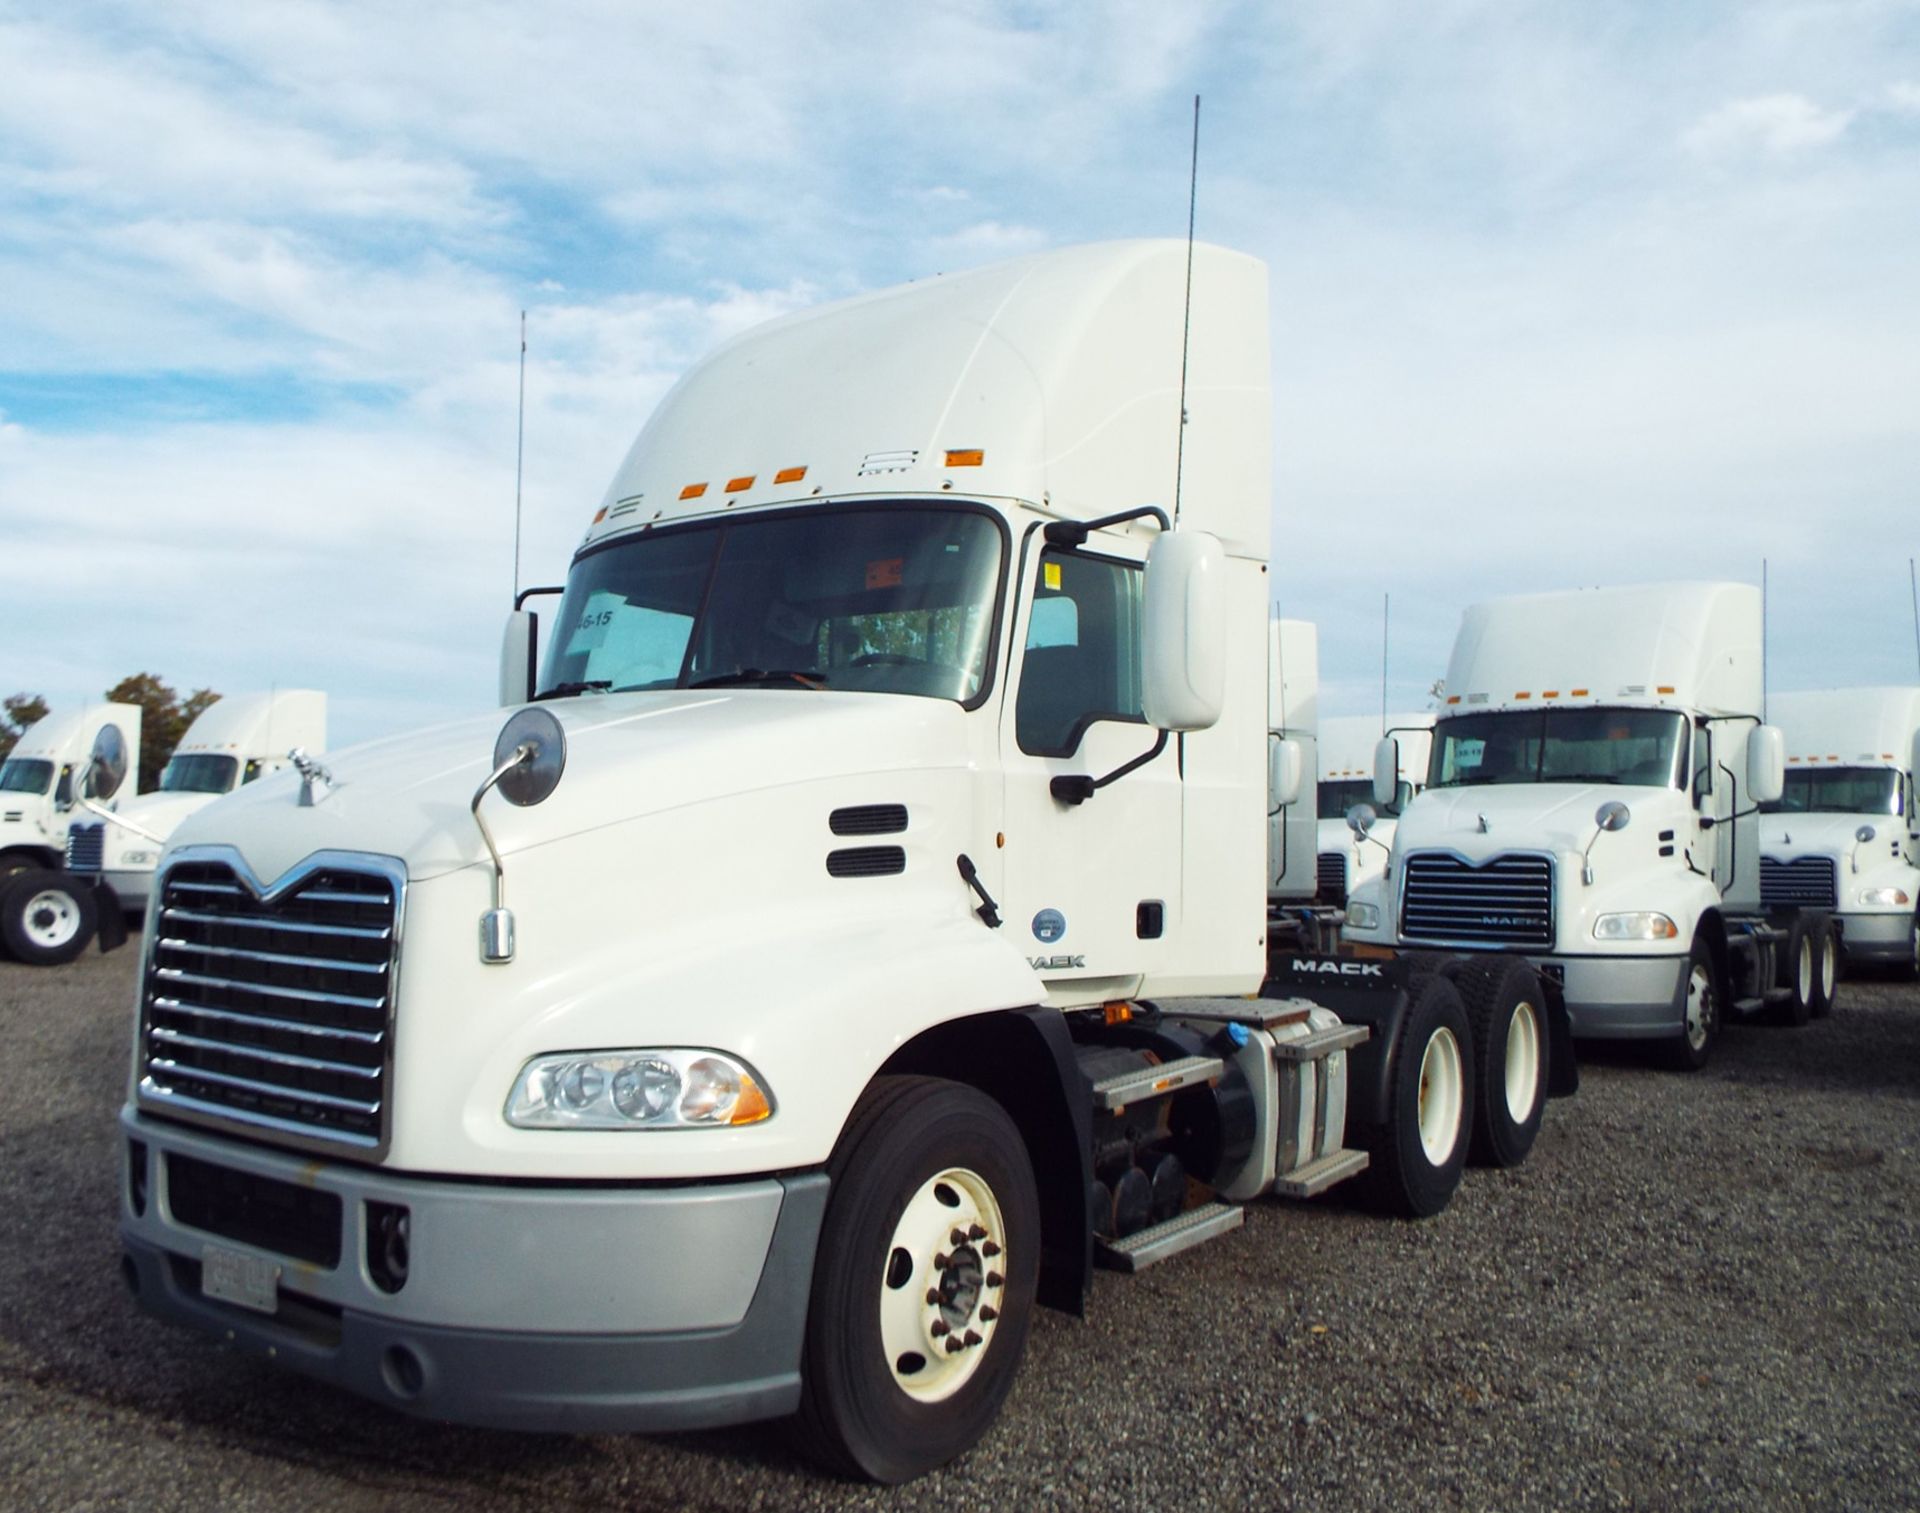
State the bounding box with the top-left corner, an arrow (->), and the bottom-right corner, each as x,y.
120,1115 -> 829,1434
1835,911 -> 1913,963
1537,952 -> 1688,1040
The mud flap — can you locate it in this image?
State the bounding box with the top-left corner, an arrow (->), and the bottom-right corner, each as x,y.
92,882 -> 128,953
1262,952 -> 1414,1130
1538,971 -> 1579,1098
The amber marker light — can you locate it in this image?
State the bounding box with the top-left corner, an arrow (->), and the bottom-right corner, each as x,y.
729,1077 -> 773,1126
680,482 -> 708,499
1657,685 -> 1676,695
726,475 -> 756,493
774,465 -> 808,484
944,448 -> 985,467
592,507 -> 608,523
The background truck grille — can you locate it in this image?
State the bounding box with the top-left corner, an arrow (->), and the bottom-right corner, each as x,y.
1316,850 -> 1347,905
138,857 -> 401,1156
65,822 -> 105,873
1760,855 -> 1838,910
1401,852 -> 1554,948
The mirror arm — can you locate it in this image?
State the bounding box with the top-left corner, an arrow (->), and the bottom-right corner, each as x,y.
1043,505 -> 1170,549
74,794 -> 166,846
1051,730 -> 1170,807
514,584 -> 565,611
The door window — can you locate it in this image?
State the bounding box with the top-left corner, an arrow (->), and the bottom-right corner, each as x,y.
1015,548 -> 1143,757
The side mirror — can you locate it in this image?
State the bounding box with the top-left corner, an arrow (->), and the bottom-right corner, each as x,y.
82,725 -> 130,802
1268,736 -> 1304,808
1372,736 -> 1400,808
500,610 -> 537,707
1910,730 -> 1920,794
1141,530 -> 1226,731
1595,800 -> 1631,832
1747,724 -> 1785,806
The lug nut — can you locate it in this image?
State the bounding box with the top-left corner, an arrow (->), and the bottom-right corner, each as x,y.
926,1288 -> 940,1305
951,1228 -> 967,1246
963,1329 -> 982,1347
968,1224 -> 986,1240
980,1305 -> 998,1322
946,1338 -> 965,1354
930,1319 -> 949,1337
982,1241 -> 1001,1258
986,1271 -> 1004,1289
933,1251 -> 950,1269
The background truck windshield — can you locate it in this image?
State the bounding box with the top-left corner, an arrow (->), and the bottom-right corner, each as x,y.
1318,778 -> 1408,818
160,755 -> 238,795
0,759 -> 53,795
540,506 -> 1002,703
1430,708 -> 1688,789
1761,767 -> 1902,817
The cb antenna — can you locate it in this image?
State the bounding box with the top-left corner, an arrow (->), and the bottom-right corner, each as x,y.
513,310 -> 527,600
1381,592 -> 1390,733
1172,94 -> 1200,528
1910,557 -> 1920,680
1761,557 -> 1768,722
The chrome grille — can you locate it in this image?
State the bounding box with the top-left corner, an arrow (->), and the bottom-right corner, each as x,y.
66,822 -> 105,873
1316,850 -> 1347,905
1760,855 -> 1837,910
138,854 -> 402,1157
1401,852 -> 1554,948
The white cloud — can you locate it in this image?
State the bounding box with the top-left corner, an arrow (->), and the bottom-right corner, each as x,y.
1886,81 -> 1920,114
1683,93 -> 1855,157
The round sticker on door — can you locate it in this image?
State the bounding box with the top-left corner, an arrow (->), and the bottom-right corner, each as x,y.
1031,908 -> 1066,943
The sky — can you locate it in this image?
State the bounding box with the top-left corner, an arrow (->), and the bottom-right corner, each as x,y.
2,0 -> 1918,748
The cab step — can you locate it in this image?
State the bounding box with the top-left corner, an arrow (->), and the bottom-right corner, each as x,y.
1094,1201 -> 1244,1272
1268,1024 -> 1369,1062
1091,1054 -> 1223,1110
1272,1146 -> 1369,1199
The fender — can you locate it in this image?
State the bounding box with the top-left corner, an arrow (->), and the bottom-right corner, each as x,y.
1262,953 -> 1415,1128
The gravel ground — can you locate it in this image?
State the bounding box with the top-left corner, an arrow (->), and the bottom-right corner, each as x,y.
2,942 -> 1916,1511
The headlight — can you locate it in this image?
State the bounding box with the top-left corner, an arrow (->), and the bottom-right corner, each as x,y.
1345,901 -> 1380,930
1593,912 -> 1679,941
506,1048 -> 773,1129
122,850 -> 157,867
1859,887 -> 1911,907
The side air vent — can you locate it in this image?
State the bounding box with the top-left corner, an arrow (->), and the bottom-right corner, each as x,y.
827,846 -> 906,878
830,804 -> 908,836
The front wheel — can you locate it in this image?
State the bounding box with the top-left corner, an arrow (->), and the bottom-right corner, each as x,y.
795,1076 -> 1039,1483
1659,938 -> 1719,1071
0,870 -> 98,966
1356,973 -> 1474,1217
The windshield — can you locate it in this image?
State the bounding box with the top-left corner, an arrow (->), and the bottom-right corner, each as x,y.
0,759 -> 53,796
1430,708 -> 1689,790
1761,766 -> 1902,817
160,754 -> 238,794
539,506 -> 1003,702
1318,777 -> 1409,819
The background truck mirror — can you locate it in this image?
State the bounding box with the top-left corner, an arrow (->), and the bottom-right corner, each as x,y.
1747,723 -> 1785,806
500,610 -> 537,707
1141,529 -> 1226,731
1372,736 -> 1400,808
1910,729 -> 1920,792
1269,736 -> 1304,808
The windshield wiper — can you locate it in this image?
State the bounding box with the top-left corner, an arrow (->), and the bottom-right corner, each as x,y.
535,680 -> 612,701
686,668 -> 827,690
1545,773 -> 1624,785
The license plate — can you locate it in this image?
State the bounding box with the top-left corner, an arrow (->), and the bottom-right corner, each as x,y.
201,1243 -> 282,1315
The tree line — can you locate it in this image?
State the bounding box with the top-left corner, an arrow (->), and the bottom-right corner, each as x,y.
0,676 -> 221,793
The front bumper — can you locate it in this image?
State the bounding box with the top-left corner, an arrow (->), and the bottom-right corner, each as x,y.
120,1110 -> 828,1433
1532,952 -> 1688,1040
1835,911 -> 1913,963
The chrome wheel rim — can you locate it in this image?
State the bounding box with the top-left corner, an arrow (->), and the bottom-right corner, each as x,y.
1684,962 -> 1714,1051
1795,939 -> 1812,1005
1819,935 -> 1837,999
1417,1027 -> 1464,1166
879,1166 -> 1006,1403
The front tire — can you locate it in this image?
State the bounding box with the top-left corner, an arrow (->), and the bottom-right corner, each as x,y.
0,870 -> 98,966
1356,973 -> 1474,1217
1455,957 -> 1548,1168
1659,937 -> 1719,1071
796,1076 -> 1039,1483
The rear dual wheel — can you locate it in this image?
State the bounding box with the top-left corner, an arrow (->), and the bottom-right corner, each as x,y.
1454,958 -> 1548,1168
1356,973 -> 1474,1218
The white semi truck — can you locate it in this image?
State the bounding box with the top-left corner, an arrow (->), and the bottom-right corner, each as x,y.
1342,582 -> 1835,1070
66,690 -> 328,913
0,702 -> 142,963
1760,686 -> 1920,978
117,242 -> 1573,1483
1264,616 -> 1318,939
1316,712 -> 1433,907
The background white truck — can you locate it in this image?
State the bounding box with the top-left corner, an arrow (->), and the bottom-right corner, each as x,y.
1342,581 -> 1840,1070
1761,686 -> 1920,978
117,241 -> 1572,1483
66,689 -> 327,915
0,702 -> 142,963
1317,712 -> 1433,907
1264,616 -> 1320,943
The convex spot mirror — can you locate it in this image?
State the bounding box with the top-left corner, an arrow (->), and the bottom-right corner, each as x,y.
1141,529 -> 1225,731
1372,736 -> 1400,809
1855,824 -> 1877,844
1595,800 -> 1631,833
1269,736 -> 1304,808
493,707 -> 567,806
1347,802 -> 1377,839
84,725 -> 129,802
1747,724 -> 1785,806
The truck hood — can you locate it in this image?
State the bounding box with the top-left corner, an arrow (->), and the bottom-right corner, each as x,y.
166,691 -> 967,886
1759,812 -> 1887,860
1393,782 -> 1686,858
